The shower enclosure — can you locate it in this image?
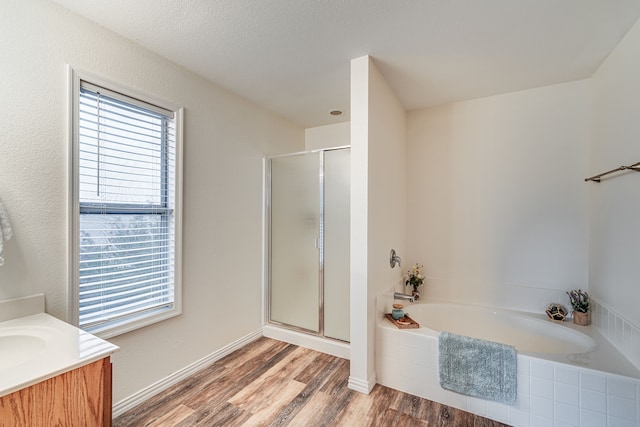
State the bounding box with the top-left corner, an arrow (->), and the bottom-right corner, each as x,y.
267,147 -> 350,342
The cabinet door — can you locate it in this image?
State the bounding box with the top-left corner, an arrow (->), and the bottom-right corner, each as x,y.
0,357 -> 112,427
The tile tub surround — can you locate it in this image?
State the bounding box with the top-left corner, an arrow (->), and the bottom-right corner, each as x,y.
376,323 -> 640,426
376,315 -> 640,426
592,299 -> 640,372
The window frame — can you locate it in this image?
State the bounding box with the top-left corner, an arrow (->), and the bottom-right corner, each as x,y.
68,67 -> 183,339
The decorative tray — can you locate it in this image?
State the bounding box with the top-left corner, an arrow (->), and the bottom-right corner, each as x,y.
385,313 -> 420,329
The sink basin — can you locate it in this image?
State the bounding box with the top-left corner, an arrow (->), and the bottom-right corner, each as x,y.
0,310 -> 118,398
0,334 -> 47,369
0,325 -> 59,371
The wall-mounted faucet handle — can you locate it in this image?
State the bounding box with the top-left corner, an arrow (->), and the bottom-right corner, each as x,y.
390,249 -> 401,268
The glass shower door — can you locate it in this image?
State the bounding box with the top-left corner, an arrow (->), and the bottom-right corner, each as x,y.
269,153 -> 320,332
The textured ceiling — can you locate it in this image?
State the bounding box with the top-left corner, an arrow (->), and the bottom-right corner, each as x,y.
50,0 -> 640,128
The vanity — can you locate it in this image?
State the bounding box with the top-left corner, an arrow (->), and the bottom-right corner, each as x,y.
0,295 -> 119,426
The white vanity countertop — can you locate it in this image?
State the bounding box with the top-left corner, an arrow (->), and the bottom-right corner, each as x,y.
0,311 -> 119,398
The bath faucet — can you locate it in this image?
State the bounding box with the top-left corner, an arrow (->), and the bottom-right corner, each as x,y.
394,292 -> 414,303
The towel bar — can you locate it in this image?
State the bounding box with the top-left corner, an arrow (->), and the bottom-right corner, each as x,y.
585,161 -> 640,183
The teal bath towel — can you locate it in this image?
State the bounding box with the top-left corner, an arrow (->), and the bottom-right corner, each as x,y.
439,331 -> 517,404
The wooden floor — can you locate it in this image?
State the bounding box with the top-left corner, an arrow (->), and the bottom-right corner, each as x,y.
113,337 -> 507,427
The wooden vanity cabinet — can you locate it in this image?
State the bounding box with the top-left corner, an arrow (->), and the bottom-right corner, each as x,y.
0,357 -> 112,427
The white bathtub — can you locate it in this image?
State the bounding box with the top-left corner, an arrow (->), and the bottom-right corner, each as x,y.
401,302 -> 595,355
376,299 -> 640,426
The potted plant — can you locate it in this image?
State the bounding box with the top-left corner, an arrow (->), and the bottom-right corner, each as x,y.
405,263 -> 425,300
567,289 -> 590,325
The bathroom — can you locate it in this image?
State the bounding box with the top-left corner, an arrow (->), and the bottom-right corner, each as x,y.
1,1 -> 640,426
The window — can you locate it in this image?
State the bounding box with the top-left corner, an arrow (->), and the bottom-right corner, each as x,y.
70,70 -> 182,338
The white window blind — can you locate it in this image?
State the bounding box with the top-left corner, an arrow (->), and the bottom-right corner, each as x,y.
76,79 -> 178,334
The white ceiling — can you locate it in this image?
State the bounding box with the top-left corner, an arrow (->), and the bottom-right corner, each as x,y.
50,0 -> 640,128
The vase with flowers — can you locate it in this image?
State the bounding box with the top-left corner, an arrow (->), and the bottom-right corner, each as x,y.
405,263 -> 425,300
567,289 -> 590,325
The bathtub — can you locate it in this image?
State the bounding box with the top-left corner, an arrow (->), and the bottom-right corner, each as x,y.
376,300 -> 640,426
401,302 -> 596,355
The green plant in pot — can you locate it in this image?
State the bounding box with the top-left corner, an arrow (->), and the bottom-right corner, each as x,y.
567,289 -> 590,326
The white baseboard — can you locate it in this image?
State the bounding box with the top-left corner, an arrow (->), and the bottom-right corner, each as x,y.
262,324 -> 350,359
347,373 -> 376,394
112,329 -> 263,417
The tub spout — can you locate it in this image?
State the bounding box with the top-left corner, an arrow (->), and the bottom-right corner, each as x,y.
394,292 -> 414,303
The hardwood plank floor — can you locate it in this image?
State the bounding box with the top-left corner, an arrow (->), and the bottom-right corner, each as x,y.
113,337 -> 508,427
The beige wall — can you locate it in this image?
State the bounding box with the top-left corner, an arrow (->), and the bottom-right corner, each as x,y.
349,56 -> 406,392
406,80 -> 591,313
0,0 -> 303,403
305,122 -> 350,150
590,17 -> 640,327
